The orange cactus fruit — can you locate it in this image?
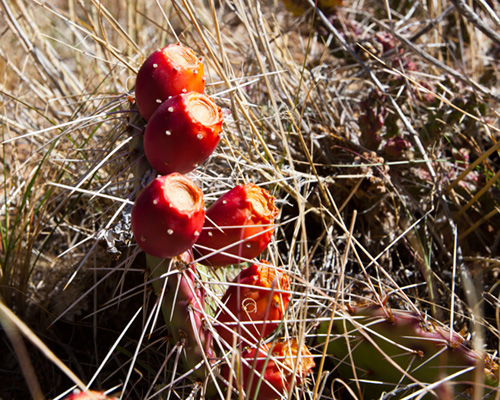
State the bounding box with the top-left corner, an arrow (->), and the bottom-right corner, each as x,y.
224,339 -> 315,400
143,92 -> 223,175
131,173 -> 205,258
194,183 -> 278,266
64,391 -> 117,400
216,261 -> 291,345
135,43 -> 205,121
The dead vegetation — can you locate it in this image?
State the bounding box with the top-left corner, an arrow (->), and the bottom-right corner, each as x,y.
1,0 -> 499,399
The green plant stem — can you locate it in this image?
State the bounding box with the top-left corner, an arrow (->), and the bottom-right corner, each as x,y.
145,253 -> 173,326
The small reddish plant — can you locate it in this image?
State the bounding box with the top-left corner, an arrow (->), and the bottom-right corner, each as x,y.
143,92 -> 223,175
131,173 -> 205,258
194,183 -> 278,266
135,43 -> 205,121
383,136 -> 411,159
216,261 -> 291,346
223,339 -> 315,400
358,89 -> 388,151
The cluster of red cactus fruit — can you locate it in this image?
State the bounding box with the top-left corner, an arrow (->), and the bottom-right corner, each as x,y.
127,43 -> 314,399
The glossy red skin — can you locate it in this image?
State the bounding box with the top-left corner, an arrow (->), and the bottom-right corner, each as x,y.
223,341 -> 314,400
195,184 -> 278,266
131,173 -> 205,258
143,92 -> 222,175
216,262 -> 290,345
64,391 -> 117,400
135,44 -> 205,121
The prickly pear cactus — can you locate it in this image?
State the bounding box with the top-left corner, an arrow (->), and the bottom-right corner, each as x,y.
147,253 -> 213,379
318,304 -> 499,399
131,173 -> 205,258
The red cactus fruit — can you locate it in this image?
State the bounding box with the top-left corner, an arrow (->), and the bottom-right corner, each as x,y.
135,43 -> 205,121
224,339 -> 315,400
64,391 -> 117,400
131,173 -> 205,258
194,183 -> 278,266
216,261 -> 291,346
143,92 -> 223,175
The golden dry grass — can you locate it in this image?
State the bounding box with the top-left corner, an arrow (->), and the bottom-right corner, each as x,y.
1,0 -> 499,399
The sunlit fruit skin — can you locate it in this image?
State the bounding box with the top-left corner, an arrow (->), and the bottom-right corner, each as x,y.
318,304 -> 499,399
194,183 -> 278,266
135,43 -> 205,121
131,173 -> 205,258
149,251 -> 214,378
64,391 -> 117,400
223,340 -> 315,400
143,92 -> 223,175
216,261 -> 290,346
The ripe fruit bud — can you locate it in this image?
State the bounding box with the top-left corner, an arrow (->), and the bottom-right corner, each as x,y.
135,43 -> 205,121
216,261 -> 290,345
223,339 -> 315,400
194,183 -> 278,266
143,92 -> 223,175
131,173 -> 205,258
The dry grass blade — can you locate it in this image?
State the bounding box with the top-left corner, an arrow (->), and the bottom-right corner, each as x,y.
0,301 -> 86,392
1,0 -> 499,398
